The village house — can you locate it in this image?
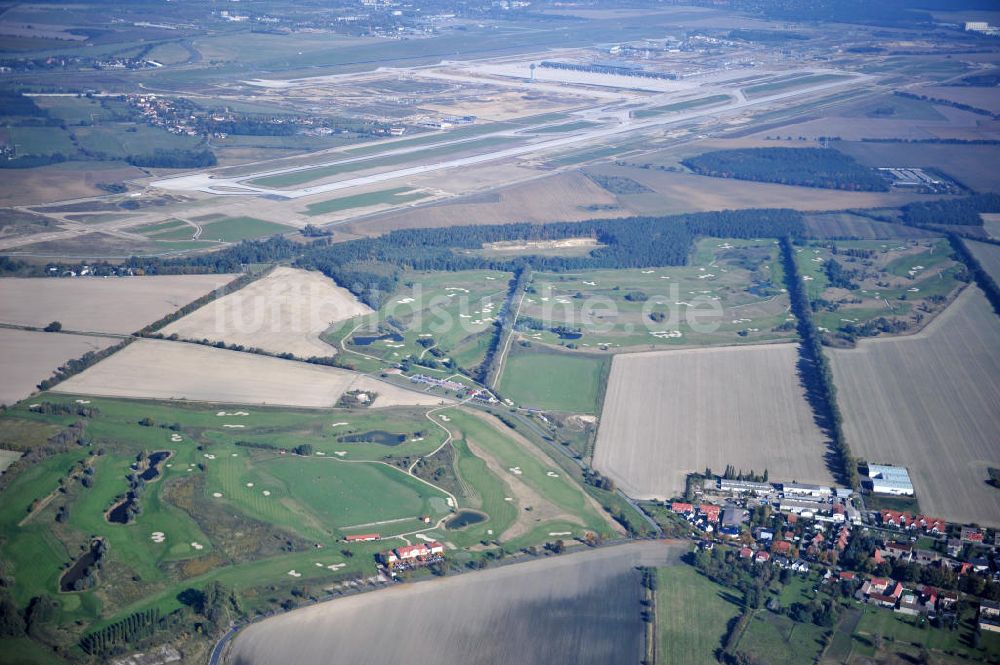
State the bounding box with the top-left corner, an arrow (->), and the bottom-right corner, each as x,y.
378,541 -> 445,569
979,600 -> 1000,633
961,526 -> 985,544
345,533 -> 380,543
860,577 -> 905,608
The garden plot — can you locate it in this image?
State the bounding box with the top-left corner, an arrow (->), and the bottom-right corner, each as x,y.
0,274 -> 237,334
594,343 -> 834,499
829,288 -> 1000,527
161,267 -> 372,358
53,339 -> 448,408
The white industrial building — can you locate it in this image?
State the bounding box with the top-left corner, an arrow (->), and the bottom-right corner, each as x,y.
866,464 -> 914,496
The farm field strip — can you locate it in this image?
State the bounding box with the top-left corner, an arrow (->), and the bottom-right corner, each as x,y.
594,343 -> 835,498
52,339 -> 450,409
0,328 -> 118,406
828,287 -> 1000,527
966,239 -> 1000,285
0,274 -> 238,334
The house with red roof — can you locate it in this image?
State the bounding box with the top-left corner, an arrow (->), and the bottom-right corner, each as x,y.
880,509 -> 912,528
671,502 -> 694,515
739,547 -> 753,559
345,533 -> 380,543
915,515 -> 946,534
755,551 -> 771,563
772,540 -> 792,555
861,577 -> 904,608
700,504 -> 721,523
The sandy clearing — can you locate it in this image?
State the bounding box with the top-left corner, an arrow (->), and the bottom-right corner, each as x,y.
829,287 -> 1000,527
0,328 -> 118,406
225,541 -> 680,665
161,267 -> 372,357
52,339 -> 449,409
594,343 -> 835,499
0,274 -> 237,334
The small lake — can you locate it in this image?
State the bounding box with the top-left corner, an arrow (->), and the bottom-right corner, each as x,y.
60,538 -> 104,592
351,332 -> 403,346
557,330 -> 583,340
337,431 -> 407,446
139,450 -> 171,482
106,494 -> 136,524
445,510 -> 487,530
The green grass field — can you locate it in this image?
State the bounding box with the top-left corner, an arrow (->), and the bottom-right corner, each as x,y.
793,238 -> 963,338
656,566 -> 742,665
515,238 -> 794,351
328,268 -> 512,374
197,217 -> 291,242
8,126 -> 76,156
0,391 -> 619,650
735,612 -> 827,664
497,345 -> 607,414
304,187 -> 429,216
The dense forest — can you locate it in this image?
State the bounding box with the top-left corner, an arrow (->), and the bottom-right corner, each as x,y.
901,193 -> 1000,228
126,149 -> 217,169
682,148 -> 890,192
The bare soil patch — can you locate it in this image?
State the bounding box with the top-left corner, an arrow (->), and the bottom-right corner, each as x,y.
0,328 -> 117,405
829,288 -> 1000,527
594,343 -> 835,499
53,339 -> 448,409
161,267 -> 371,357
0,274 -> 236,334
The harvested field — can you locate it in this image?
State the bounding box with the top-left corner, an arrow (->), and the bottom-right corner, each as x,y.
0,274 -> 236,334
835,141 -> 1000,193
966,239 -> 1000,285
0,329 -> 117,405
983,214 -> 1000,240
161,267 -> 372,357
829,287 -> 1000,527
345,171 -> 627,235
594,344 -> 834,499
225,542 -> 678,665
53,339 -> 448,409
803,213 -> 937,240
583,165 -> 922,214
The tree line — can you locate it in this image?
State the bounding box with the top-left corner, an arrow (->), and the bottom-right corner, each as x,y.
682,147 -> 890,192
780,237 -> 858,490
901,193 -> 1000,228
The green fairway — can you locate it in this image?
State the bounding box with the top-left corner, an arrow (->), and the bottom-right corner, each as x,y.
497,345 -> 607,413
304,187 -> 429,216
441,409 -> 614,538
328,268 -> 512,374
198,216 -> 291,242
656,566 -> 742,665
